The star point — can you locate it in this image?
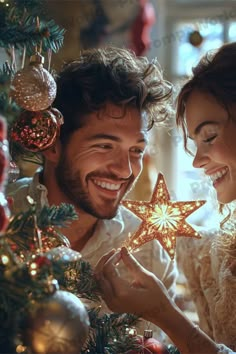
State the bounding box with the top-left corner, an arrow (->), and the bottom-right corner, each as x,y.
122,173 -> 206,259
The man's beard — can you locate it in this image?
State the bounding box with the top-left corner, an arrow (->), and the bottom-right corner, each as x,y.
55,154 -> 135,219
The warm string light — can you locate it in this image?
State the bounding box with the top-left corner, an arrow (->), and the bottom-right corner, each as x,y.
1,254 -> 9,264
16,344 -> 27,353
122,173 -> 206,259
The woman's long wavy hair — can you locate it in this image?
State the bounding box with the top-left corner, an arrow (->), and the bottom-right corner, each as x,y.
176,42 -> 236,228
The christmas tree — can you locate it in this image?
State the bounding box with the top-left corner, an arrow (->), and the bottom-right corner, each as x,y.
0,0 -> 65,174
0,2 -> 188,353
0,1 -> 142,353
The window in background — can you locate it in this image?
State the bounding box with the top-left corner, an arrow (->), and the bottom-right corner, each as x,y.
173,21 -> 223,76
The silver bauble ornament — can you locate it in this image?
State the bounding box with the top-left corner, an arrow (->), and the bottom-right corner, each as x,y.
10,53 -> 57,111
23,290 -> 90,354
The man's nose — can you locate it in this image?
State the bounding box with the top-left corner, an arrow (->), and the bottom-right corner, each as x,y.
109,152 -> 133,179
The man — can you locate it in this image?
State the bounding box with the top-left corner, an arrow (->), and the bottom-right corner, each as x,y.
7,47 -> 177,341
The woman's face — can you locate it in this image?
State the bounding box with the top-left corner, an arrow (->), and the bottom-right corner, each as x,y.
185,90 -> 236,204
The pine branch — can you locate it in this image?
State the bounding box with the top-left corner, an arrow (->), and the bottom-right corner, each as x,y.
5,0 -> 44,16
75,259 -> 101,301
38,203 -> 78,228
106,335 -> 142,354
82,308 -> 141,353
56,259 -> 101,302
0,18 -> 65,54
0,63 -> 20,121
167,344 -> 181,354
1,202 -> 143,354
0,0 -> 65,54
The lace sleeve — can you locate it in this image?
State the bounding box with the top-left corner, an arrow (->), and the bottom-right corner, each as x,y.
217,344 -> 236,354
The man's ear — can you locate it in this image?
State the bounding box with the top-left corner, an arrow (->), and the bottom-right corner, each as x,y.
42,139 -> 61,164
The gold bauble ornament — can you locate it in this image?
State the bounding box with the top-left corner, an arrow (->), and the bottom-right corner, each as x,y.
10,53 -> 57,111
122,173 -> 206,259
22,290 -> 90,354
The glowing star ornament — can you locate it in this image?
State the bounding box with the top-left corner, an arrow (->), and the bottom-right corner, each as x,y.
122,173 -> 206,259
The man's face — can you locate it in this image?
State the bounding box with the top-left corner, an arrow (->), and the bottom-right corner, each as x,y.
55,103 -> 148,219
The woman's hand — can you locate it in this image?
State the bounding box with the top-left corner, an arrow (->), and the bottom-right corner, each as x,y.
95,247 -> 173,325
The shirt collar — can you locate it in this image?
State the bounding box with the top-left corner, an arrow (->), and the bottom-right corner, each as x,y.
28,168 -> 49,209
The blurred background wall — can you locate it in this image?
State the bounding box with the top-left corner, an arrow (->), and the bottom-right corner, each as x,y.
5,0 -> 236,222
47,0 -> 236,228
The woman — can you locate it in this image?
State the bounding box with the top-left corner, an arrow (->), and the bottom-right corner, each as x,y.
95,42 -> 236,353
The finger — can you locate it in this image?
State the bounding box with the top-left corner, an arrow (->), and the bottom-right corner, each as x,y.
99,271 -> 133,313
94,249 -> 117,275
98,273 -> 115,304
121,247 -> 155,286
102,251 -> 129,289
121,247 -> 147,274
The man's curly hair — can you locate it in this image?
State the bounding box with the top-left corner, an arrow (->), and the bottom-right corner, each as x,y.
54,46 -> 173,144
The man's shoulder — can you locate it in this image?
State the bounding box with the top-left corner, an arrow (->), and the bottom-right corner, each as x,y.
118,204 -> 141,229
6,176 -> 34,214
119,204 -> 140,221
7,176 -> 33,195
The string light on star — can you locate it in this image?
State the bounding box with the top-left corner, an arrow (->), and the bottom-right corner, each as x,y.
122,173 -> 206,259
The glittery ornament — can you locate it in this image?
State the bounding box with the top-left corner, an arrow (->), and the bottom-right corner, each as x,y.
122,173 -> 206,259
46,246 -> 81,263
10,52 -> 57,111
10,109 -> 59,152
40,226 -> 70,252
0,193 -> 10,234
22,290 -> 90,354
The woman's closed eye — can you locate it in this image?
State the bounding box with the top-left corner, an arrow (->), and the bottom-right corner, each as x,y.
203,135 -> 217,143
130,147 -> 145,156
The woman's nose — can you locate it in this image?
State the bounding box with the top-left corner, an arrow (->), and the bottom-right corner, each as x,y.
192,148 -> 209,169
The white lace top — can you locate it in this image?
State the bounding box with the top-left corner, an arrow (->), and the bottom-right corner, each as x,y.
177,228 -> 236,352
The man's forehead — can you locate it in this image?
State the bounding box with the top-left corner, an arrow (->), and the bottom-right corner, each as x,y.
97,103 -> 140,119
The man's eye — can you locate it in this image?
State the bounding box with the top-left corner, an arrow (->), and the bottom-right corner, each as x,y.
97,144 -> 112,149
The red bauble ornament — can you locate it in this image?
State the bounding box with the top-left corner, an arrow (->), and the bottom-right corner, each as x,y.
10,108 -> 63,152
0,199 -> 10,234
50,107 -> 64,125
0,142 -> 8,187
0,116 -> 10,234
0,116 -> 9,188
129,330 -> 169,354
0,116 -> 7,141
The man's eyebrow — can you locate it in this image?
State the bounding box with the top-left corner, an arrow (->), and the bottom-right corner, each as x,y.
87,133 -> 148,144
188,120 -> 219,140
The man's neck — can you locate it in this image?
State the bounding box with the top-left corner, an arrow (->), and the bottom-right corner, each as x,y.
41,169 -> 98,252
60,216 -> 99,252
